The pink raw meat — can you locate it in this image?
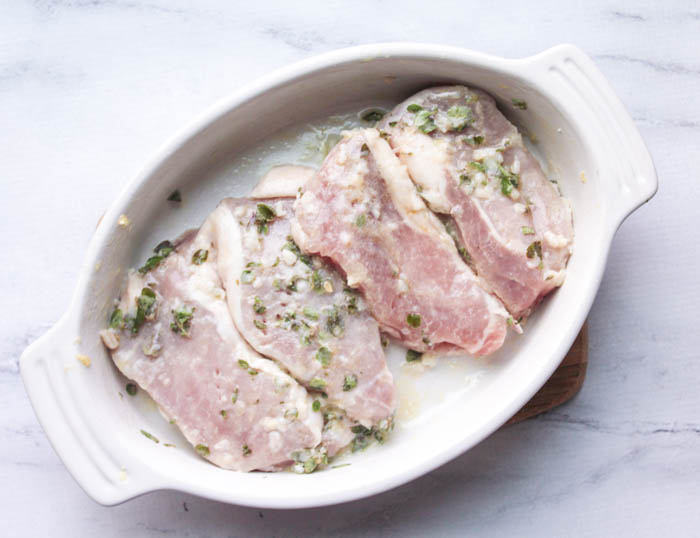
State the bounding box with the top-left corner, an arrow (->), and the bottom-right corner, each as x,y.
380,86 -> 574,318
293,128 -> 509,356
209,197 -> 395,428
100,228 -> 322,471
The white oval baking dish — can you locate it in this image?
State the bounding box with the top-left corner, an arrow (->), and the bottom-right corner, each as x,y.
20,43 -> 657,508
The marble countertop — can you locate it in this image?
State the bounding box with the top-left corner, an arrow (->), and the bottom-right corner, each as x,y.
2,1 -> 698,536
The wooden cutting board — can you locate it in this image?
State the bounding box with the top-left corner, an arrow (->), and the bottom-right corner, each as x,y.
507,323 -> 588,425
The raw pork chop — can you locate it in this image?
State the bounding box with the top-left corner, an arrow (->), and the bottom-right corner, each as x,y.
99,224 -> 322,472
380,86 -> 574,318
293,128 -> 509,356
208,197 -> 395,427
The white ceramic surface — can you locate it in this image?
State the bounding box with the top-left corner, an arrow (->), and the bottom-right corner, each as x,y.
20,43 -> 656,509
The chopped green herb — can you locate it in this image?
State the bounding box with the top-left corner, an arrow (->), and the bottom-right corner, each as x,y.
253,319 -> 266,332
326,307 -> 344,337
192,249 -> 208,265
126,383 -> 137,396
414,109 -> 437,134
388,121 -> 397,127
238,360 -> 259,376
303,456 -> 323,474
309,377 -> 327,390
407,104 -> 423,113
343,374 -> 358,391
345,293 -> 358,315
137,255 -> 165,274
312,400 -> 321,412
498,164 -> 519,196
167,190 -> 182,202
242,444 -> 252,456
232,388 -> 239,404
310,270 -> 323,291
195,444 -> 210,456
459,174 -> 471,186
469,161 -> 486,173
299,459 -> 315,473
285,408 -> 299,420
253,296 -> 266,314
526,241 -> 543,260
303,307 -> 319,320
138,241 -> 174,274
406,313 -> 421,328
220,410 -> 227,419
241,270 -> 255,284
521,226 -> 535,235
154,239 -> 173,253
447,105 -> 474,130
360,143 -> 369,153
315,346 -> 332,366
170,305 -> 195,337
109,308 -> 124,329
256,203 -> 275,221
361,110 -> 385,122
349,420 -> 393,452
287,275 -> 302,292
126,287 -> 157,334
355,213 -> 367,227
255,203 -> 276,234
466,135 -> 485,146
164,443 -> 176,448
512,98 -> 528,110
406,349 -> 423,362
140,429 -> 159,443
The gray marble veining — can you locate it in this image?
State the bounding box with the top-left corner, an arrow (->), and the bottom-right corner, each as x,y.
2,0 -> 698,536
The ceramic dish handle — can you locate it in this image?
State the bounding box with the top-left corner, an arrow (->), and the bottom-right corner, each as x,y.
20,316 -> 158,505
529,44 -> 658,227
